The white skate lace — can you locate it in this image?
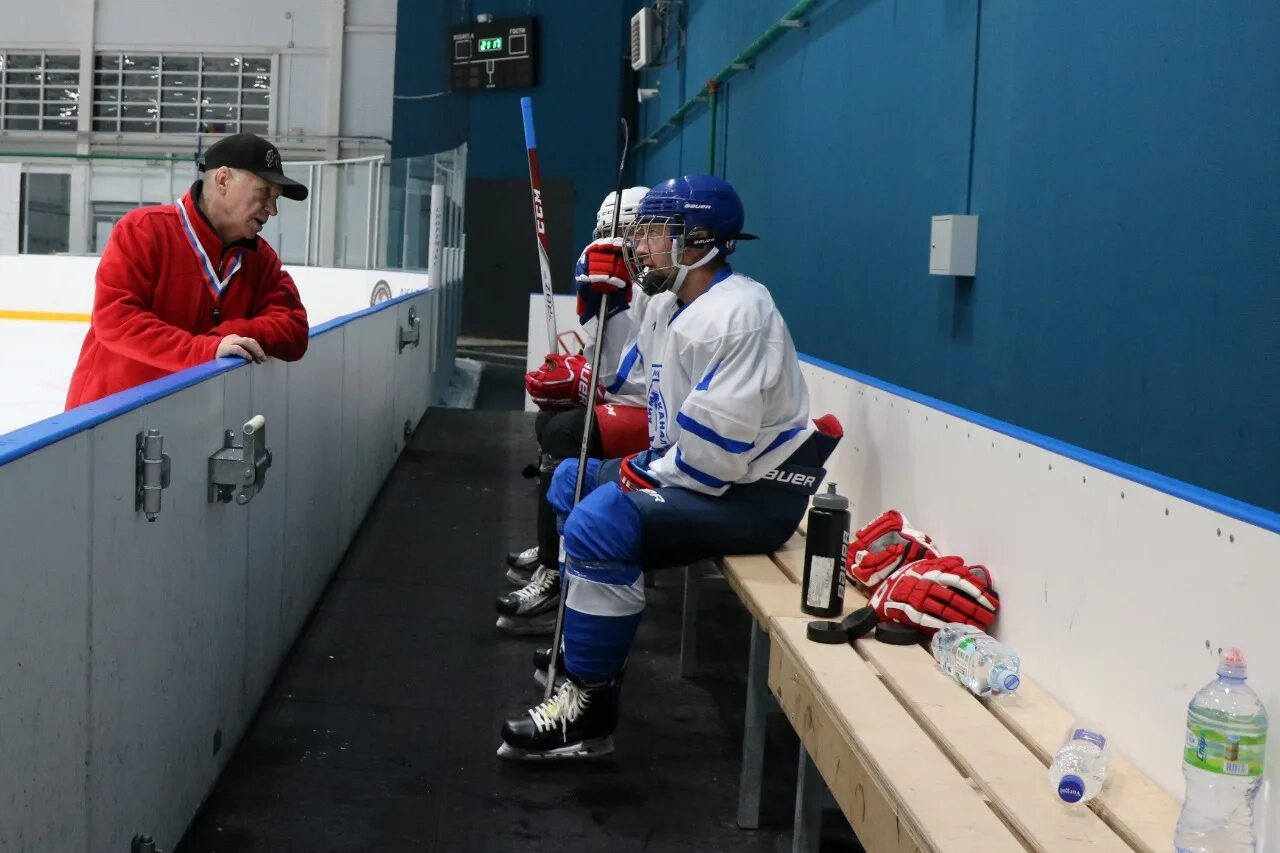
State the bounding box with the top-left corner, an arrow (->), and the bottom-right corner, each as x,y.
514,564 -> 557,602
528,679 -> 589,735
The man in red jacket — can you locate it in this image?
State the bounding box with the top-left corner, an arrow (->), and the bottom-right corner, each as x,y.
65,133 -> 311,409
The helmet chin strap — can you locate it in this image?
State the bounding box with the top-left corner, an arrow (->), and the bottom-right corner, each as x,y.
667,244 -> 719,297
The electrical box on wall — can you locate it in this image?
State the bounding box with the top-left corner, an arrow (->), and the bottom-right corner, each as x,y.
449,17 -> 538,91
631,7 -> 659,70
930,215 -> 979,277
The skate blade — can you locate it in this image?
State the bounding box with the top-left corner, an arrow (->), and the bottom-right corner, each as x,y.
495,615 -> 555,636
496,737 -> 614,761
533,668 -> 547,687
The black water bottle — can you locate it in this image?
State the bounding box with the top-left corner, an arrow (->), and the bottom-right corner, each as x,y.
801,482 -> 851,618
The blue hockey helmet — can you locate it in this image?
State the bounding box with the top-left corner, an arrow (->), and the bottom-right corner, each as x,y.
625,175 -> 756,295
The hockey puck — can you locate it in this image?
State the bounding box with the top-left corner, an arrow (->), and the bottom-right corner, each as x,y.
806,620 -> 847,644
875,622 -> 925,646
840,607 -> 878,643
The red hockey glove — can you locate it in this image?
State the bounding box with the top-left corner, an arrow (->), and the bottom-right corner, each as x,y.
575,238 -> 632,323
869,556 -> 999,635
845,510 -> 939,590
618,449 -> 661,492
525,353 -> 593,410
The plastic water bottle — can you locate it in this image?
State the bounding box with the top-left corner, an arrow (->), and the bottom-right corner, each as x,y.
1175,648 -> 1268,852
800,483 -> 850,618
930,623 -> 1021,697
1048,723 -> 1110,805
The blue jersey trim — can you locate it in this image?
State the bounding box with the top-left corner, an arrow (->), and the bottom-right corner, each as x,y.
607,344 -> 641,394
798,352 -> 1280,535
674,448 -> 731,489
694,359 -> 721,391
752,425 -> 805,461
675,411 -> 754,453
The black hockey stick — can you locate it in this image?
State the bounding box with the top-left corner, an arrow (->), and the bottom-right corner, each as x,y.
543,117 -> 631,699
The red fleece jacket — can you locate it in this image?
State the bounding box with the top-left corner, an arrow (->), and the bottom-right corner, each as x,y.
65,183 -> 308,409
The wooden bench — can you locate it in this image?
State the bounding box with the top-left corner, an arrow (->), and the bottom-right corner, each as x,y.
715,535 -> 1180,852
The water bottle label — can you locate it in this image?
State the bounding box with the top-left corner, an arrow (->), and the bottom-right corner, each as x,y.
806,556 -> 834,609
1056,774 -> 1086,804
951,637 -> 977,684
1182,725 -> 1265,777
1072,728 -> 1106,750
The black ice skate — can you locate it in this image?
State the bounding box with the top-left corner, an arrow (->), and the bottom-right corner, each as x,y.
496,674 -> 619,761
495,564 -> 560,635
532,644 -> 564,688
504,546 -> 541,585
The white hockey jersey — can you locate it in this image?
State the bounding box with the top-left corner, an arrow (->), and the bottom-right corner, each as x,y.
592,265 -> 811,496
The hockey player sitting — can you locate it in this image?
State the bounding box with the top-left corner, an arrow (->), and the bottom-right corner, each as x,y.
496,188 -> 652,635
497,175 -> 842,761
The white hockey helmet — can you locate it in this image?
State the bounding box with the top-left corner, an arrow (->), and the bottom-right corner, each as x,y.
593,186 -> 650,238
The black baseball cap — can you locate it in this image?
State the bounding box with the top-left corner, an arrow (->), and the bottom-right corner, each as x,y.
199,133 -> 308,201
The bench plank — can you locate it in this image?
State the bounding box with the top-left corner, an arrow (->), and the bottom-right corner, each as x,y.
771,617 -> 1026,853
774,548 -> 1174,852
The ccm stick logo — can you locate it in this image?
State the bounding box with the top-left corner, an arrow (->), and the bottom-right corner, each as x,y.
532,188 -> 546,235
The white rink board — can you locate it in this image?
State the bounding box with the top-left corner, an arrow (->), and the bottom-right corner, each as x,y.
801,357 -> 1280,842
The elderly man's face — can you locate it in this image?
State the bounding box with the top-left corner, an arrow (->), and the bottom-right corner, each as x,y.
218,168 -> 282,242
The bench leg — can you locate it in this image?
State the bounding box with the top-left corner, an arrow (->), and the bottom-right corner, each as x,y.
680,562 -> 700,678
792,742 -> 825,853
737,619 -> 769,829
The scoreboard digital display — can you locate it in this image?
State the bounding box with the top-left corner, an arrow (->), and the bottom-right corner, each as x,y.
449,18 -> 537,91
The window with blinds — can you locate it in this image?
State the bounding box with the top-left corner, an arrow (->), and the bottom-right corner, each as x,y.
0,51 -> 81,132
93,53 -> 272,135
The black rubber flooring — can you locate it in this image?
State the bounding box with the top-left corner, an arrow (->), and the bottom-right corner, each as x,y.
175,401 -> 827,852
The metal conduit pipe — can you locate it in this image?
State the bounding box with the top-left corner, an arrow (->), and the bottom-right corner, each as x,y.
635,0 -> 824,153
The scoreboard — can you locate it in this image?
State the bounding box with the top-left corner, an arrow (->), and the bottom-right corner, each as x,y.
449,17 -> 538,91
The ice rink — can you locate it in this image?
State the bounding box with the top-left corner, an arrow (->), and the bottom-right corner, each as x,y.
0,318 -> 88,435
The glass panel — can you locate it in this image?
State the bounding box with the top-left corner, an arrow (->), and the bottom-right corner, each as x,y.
94,86 -> 120,104
94,73 -> 120,87
122,104 -> 158,120
5,87 -> 41,102
241,121 -> 269,135
46,54 -> 79,70
43,117 -> 77,131
199,105 -> 235,122
160,105 -> 196,120
93,119 -> 119,131
95,54 -> 121,70
163,56 -> 199,71
242,57 -> 270,73
43,103 -> 78,117
119,119 -> 158,132
242,91 -> 270,107
201,73 -> 239,89
5,101 -> 39,115
243,73 -> 271,91
200,89 -> 237,105
160,120 -> 197,134
121,89 -> 157,104
8,55 -> 42,70
240,106 -> 268,124
49,87 -> 80,103
121,54 -> 160,71
122,71 -> 160,87
163,90 -> 197,104
162,73 -> 198,88
45,71 -> 79,86
6,72 -> 41,87
93,104 -> 120,118
202,56 -> 240,74
23,173 -> 71,254
3,118 -> 39,130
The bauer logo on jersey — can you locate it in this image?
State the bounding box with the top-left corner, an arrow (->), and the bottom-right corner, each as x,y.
648,363 -> 669,447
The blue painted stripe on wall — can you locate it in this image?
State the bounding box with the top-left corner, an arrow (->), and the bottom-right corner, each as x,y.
0,290 -> 428,468
801,353 -> 1280,536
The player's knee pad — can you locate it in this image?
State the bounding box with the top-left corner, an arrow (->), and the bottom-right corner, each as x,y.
563,483 -> 643,565
547,457 -> 603,516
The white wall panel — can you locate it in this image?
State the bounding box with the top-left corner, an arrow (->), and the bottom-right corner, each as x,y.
282,330 -> 344,637
341,32 -> 394,138
800,360 -> 1280,843
88,375 -> 250,850
243,359 -> 290,705
0,434 -> 90,851
94,0 -> 314,49
0,0 -> 86,43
